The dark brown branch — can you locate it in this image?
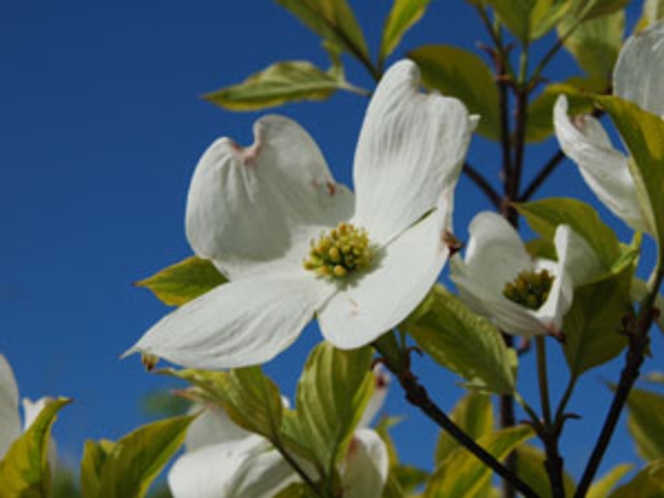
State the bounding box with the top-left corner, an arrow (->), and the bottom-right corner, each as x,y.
463,162 -> 501,209
520,149 -> 566,201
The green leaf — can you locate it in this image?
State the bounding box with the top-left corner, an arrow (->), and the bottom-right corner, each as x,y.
136,256 -> 226,307
563,262 -> 633,377
567,0 -> 630,21
274,482 -> 319,498
276,0 -> 369,61
380,0 -> 431,63
408,45 -> 500,141
404,285 -> 517,394
587,464 -> 634,498
80,415 -> 194,498
514,445 -> 576,498
204,61 -> 360,111
425,426 -> 533,498
296,342 -> 373,474
598,95 -> 664,264
435,391 -> 494,464
484,0 -> 569,43
515,197 -> 621,270
526,77 -> 606,143
560,10 -> 624,81
0,398 -> 70,498
608,460 -> 664,498
625,388 -> 664,461
382,475 -> 406,498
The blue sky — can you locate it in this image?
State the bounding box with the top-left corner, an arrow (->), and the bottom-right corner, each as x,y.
0,0 -> 659,484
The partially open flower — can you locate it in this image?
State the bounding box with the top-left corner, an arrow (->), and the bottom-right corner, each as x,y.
126,60 -> 475,370
450,212 -> 601,337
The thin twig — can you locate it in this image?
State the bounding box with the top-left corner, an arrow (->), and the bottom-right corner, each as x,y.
520,150 -> 566,201
463,162 -> 501,209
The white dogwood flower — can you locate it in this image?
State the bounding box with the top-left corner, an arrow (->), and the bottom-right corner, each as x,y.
554,23 -> 664,234
168,367 -> 391,498
451,212 -> 600,337
0,354 -> 52,459
126,60 -> 474,369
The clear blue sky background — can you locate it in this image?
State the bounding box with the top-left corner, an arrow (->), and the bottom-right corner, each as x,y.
1,0 -> 660,486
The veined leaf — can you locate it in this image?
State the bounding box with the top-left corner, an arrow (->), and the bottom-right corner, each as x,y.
380,0 -> 431,63
404,285 -> 517,395
296,342 -> 373,474
0,398 -> 70,498
567,0 -> 630,21
514,445 -> 576,498
205,61 -> 359,111
587,464 -> 633,498
625,388 -> 664,461
598,96 -> 664,265
409,45 -> 500,140
80,415 -> 194,498
484,0 -> 569,44
276,0 -> 369,61
425,426 -> 533,498
608,460 -> 664,498
435,391 -> 494,464
136,256 -> 226,307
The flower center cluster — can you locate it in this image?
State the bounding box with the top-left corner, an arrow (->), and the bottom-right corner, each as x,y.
502,269 -> 554,310
303,222 -> 373,278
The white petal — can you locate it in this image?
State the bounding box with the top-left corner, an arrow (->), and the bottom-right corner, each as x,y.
319,201 -> 451,349
452,212 -> 532,297
353,60 -> 472,244
556,225 -> 602,286
186,115 -> 354,280
358,365 -> 390,429
0,355 -> 21,459
341,429 -> 389,498
185,405 -> 255,453
169,439 -> 296,498
553,96 -> 646,232
126,273 -> 333,369
614,23 -> 664,117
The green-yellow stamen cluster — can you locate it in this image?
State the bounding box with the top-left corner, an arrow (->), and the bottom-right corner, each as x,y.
502,269 -> 554,310
303,222 -> 373,278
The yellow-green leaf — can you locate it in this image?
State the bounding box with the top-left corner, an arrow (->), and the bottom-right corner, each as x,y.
380,0 -> 431,63
81,415 -> 194,498
608,460 -> 664,498
0,398 -> 70,498
598,95 -> 664,265
296,342 -> 373,473
136,256 -> 226,307
276,0 -> 369,62
404,285 -> 517,395
625,388 -> 664,461
409,45 -> 500,140
425,426 -> 533,498
514,445 -> 576,498
559,10 -> 624,82
587,464 -> 633,498
204,61 -> 356,111
567,0 -> 630,21
435,391 -> 494,464
485,0 -> 569,44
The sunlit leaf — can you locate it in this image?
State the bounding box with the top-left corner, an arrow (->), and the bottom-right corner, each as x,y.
380,0 -> 431,63
81,415 -> 194,498
608,460 -> 664,498
514,445 -> 576,498
136,256 -> 226,307
274,482 -> 319,498
296,342 -> 373,473
484,0 -> 570,43
0,398 -> 70,498
598,96 -> 664,265
567,0 -> 630,21
204,61 -> 361,111
435,391 -> 494,464
625,388 -> 664,461
425,426 -> 533,498
409,45 -> 500,140
404,285 -> 517,395
587,464 -> 633,498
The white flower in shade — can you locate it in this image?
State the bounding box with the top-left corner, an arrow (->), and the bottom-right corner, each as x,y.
554,23 -> 664,234
0,354 -> 52,459
125,60 -> 475,370
450,212 -> 601,337
168,366 -> 391,498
